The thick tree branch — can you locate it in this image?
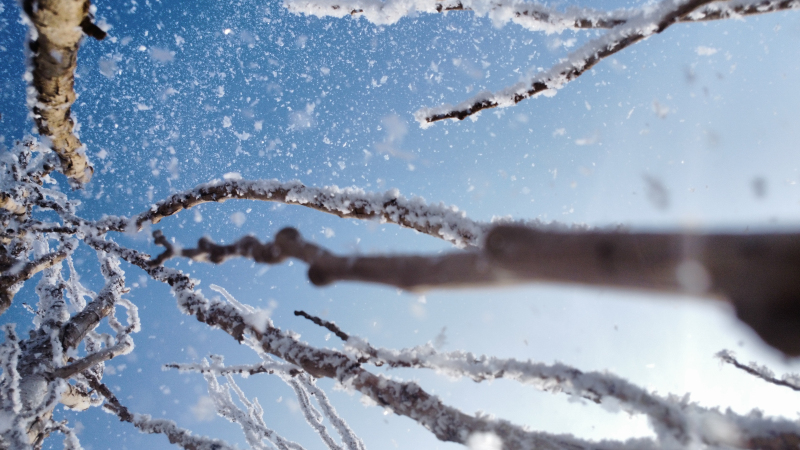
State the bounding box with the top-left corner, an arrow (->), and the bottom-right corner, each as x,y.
22,0 -> 98,184
151,225 -> 800,356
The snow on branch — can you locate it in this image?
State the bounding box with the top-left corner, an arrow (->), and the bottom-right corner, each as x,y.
90,236 -> 652,450
199,357 -> 308,450
83,372 -> 234,450
284,0 -> 628,31
51,336 -> 132,380
296,310 -> 800,448
287,0 -> 800,32
285,0 -> 799,125
416,0 -> 723,125
21,0 -> 105,184
61,250 -> 130,351
716,350 -> 800,392
98,179 -> 489,248
0,237 -> 77,316
164,359 -> 301,377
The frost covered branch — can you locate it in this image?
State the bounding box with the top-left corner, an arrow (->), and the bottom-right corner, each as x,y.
21,0 -> 104,184
288,0 -> 800,31
51,337 -> 132,380
97,179 -> 488,247
83,372 -> 234,450
0,237 -> 76,316
92,236 -> 654,450
417,0 -> 724,124
716,350 -> 800,392
286,0 -> 799,124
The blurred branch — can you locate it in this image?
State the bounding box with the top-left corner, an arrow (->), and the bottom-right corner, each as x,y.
21,0 -> 99,184
151,225 -> 800,356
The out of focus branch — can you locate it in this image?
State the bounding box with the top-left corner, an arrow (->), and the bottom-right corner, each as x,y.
151,225 -> 800,356
0,192 -> 27,216
22,0 -> 99,184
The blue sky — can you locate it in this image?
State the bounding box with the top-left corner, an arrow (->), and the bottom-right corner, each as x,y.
2,0 -> 800,448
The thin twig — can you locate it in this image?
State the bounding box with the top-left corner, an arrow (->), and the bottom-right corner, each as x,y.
717,350 -> 800,392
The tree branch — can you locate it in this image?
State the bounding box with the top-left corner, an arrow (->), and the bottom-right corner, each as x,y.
83,372 -> 234,450
22,0 -> 99,184
0,238 -> 76,316
97,179 -> 488,248
415,0 -> 739,125
51,337 -> 132,380
716,350 -> 800,392
287,0 -> 800,32
150,224 -> 800,356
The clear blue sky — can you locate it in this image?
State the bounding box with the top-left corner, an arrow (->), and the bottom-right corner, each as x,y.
2,0 -> 800,448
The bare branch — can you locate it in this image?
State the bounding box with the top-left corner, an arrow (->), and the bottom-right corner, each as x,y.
294,310 -> 351,342
22,0 -> 99,184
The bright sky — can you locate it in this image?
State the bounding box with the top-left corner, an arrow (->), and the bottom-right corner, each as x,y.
1,0 -> 800,448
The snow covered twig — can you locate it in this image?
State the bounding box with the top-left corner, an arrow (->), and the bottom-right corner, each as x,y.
716,350 -> 800,392
0,237 -> 77,316
84,371 -> 234,450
